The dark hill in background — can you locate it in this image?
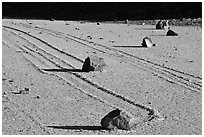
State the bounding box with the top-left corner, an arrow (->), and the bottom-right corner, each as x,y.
2,2 -> 202,21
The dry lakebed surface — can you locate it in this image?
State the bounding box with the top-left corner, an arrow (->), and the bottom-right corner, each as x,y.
2,19 -> 202,135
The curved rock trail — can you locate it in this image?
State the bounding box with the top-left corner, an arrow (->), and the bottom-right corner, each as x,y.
2,21 -> 202,134
3,26 -> 165,128
4,23 -> 201,93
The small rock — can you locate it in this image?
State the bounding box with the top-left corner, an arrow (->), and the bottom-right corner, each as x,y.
2,78 -> 7,81
125,19 -> 129,24
12,88 -> 30,94
11,90 -> 21,94
50,18 -> 55,21
34,96 -> 40,99
8,79 -> 14,83
97,22 -> 100,25
87,35 -> 92,39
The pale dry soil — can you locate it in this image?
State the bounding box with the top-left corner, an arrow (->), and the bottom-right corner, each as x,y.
2,19 -> 202,135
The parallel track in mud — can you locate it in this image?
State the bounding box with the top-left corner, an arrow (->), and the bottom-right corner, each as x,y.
3,23 -> 202,93
3,26 -> 164,126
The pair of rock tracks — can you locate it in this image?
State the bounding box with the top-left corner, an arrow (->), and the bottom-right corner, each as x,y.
3,26 -> 165,128
8,22 -> 202,93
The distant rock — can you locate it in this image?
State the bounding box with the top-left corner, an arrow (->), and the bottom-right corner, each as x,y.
82,55 -> 106,72
141,37 -> 156,48
11,88 -> 30,94
87,35 -> 92,39
125,19 -> 129,24
163,20 -> 169,29
50,18 -> 55,21
156,20 -> 169,29
166,29 -> 178,36
156,20 -> 164,29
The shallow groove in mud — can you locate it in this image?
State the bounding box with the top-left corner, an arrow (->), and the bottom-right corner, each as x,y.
3,28 -> 80,70
64,32 -> 202,92
3,33 -> 52,69
3,25 -> 84,63
29,24 -> 201,81
14,22 -> 203,81
3,27 -> 163,123
3,24 -> 201,93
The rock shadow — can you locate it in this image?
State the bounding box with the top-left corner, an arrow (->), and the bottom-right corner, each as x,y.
113,45 -> 146,48
43,68 -> 84,72
47,125 -> 106,131
149,34 -> 166,36
134,28 -> 157,30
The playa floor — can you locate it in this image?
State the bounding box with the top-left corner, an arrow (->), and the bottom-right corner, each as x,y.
2,19 -> 202,135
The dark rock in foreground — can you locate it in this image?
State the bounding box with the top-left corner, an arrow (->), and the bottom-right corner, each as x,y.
101,108 -> 131,130
101,108 -> 142,130
82,56 -> 106,72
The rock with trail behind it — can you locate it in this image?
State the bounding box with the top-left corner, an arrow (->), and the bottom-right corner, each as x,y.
100,108 -> 141,130
141,37 -> 156,48
82,55 -> 106,72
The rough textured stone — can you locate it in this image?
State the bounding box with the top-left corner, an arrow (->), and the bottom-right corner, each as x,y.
82,56 -> 106,72
101,108 -> 135,130
141,37 -> 156,48
101,108 -> 121,130
166,29 -> 178,36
